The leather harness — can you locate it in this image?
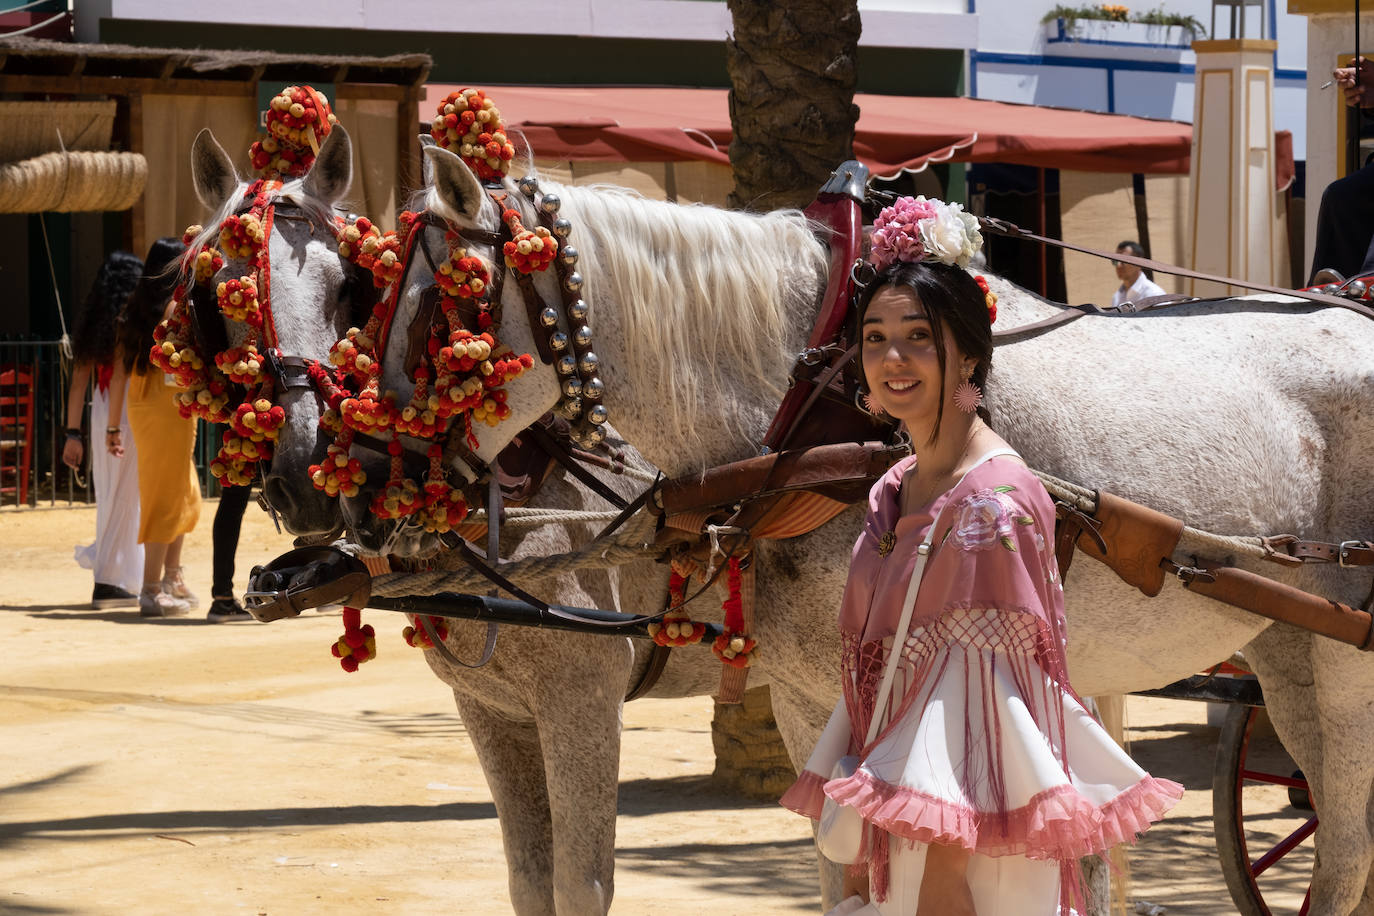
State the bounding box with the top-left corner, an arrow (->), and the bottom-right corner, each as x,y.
252,164 -> 1374,695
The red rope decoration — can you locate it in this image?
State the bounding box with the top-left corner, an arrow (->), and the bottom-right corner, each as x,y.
402,615 -> 450,649
648,570 -> 707,647
332,607 -> 377,672
712,557 -> 757,668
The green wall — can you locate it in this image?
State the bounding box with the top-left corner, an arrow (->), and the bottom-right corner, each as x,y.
98,20 -> 963,97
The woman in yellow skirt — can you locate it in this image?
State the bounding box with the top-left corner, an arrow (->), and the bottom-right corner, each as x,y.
106,238 -> 201,618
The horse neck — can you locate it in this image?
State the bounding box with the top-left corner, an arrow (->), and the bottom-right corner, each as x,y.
556,184 -> 828,474
985,273 -> 1068,328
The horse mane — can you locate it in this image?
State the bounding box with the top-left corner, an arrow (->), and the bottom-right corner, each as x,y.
460,179 -> 828,448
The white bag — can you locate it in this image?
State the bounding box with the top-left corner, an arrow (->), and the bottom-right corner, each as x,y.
815,534 -> 933,866
817,754 -> 864,864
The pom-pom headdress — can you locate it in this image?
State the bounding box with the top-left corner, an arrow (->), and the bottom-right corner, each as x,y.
869,195 -> 996,323
249,85 -> 339,179
430,88 -> 516,182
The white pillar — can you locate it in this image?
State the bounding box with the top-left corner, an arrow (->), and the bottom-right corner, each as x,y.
1187,39 -> 1279,297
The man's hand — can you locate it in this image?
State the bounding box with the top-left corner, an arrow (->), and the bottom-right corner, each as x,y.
1334,57 -> 1374,108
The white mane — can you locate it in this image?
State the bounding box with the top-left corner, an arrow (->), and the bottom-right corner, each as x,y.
548,182 -> 827,449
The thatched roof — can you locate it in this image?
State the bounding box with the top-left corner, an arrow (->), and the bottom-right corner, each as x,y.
0,37 -> 431,87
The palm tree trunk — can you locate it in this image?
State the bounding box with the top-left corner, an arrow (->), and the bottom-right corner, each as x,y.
711,4 -> 862,799
725,0 -> 861,212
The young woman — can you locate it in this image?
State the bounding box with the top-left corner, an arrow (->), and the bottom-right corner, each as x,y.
63,251 -> 145,607
106,238 -> 202,618
780,197 -> 1182,915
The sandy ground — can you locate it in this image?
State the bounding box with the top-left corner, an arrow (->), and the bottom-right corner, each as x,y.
0,503 -> 1315,915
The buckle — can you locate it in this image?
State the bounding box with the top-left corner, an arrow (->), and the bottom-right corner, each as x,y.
1339,541 -> 1367,568
244,546 -> 372,621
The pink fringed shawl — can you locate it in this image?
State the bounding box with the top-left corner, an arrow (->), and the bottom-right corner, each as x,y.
780,455 -> 1182,907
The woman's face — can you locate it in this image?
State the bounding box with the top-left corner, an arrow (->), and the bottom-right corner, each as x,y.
861,284 -> 973,436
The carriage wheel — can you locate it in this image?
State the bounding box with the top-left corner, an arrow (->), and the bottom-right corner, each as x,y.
1213,704 -> 1316,915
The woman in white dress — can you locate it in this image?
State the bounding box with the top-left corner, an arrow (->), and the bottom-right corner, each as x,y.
780,197 -> 1182,915
62,251 -> 144,607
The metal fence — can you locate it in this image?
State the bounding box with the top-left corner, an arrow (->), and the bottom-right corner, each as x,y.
0,337 -> 221,510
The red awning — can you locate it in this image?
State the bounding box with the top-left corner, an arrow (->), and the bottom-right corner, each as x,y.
422,85 -> 1293,187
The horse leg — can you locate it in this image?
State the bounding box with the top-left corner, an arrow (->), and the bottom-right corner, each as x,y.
455,693 -> 557,916
536,686 -> 624,916
1246,624 -> 1374,915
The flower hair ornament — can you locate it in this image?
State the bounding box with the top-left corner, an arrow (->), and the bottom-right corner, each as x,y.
868,195 -> 998,326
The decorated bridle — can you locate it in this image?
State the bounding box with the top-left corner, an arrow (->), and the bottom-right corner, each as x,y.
300,88 -> 611,533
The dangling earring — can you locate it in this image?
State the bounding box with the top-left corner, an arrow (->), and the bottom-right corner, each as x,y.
858,388 -> 887,418
953,370 -> 983,414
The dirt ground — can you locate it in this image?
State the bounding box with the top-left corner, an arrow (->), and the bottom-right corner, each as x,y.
1,503 -> 1315,915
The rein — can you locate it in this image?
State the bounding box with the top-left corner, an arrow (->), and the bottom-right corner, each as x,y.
980,215 -> 1374,347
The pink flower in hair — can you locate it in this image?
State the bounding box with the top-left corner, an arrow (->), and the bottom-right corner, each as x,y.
870,197 -> 938,269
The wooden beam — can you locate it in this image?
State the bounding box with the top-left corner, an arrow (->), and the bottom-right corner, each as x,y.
129,91 -> 145,259
0,73 -> 412,100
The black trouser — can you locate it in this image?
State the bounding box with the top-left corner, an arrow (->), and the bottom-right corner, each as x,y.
1310,161 -> 1374,283
212,482 -> 252,598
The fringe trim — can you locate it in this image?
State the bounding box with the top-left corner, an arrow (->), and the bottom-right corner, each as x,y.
822,771 -> 1184,862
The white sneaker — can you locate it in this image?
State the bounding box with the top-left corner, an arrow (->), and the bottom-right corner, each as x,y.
161,566 -> 199,607
140,584 -> 191,618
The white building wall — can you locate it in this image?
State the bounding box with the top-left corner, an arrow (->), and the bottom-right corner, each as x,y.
74,0 -> 978,50
971,0 -> 1311,160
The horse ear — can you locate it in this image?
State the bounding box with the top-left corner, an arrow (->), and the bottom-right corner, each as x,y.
418,134 -> 436,188
302,124 -> 352,205
191,128 -> 240,212
424,144 -> 485,221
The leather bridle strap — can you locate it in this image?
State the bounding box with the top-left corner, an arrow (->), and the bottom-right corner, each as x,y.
774,343 -> 860,453
525,421 -> 629,508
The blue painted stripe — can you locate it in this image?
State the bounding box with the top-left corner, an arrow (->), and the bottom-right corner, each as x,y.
973,49 -> 1307,82
974,49 -> 1193,74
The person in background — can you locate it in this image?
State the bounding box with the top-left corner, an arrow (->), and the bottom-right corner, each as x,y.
1110,240 -> 1165,308
106,238 -> 202,619
62,251 -> 145,608
1310,57 -> 1374,284
208,462 -> 254,621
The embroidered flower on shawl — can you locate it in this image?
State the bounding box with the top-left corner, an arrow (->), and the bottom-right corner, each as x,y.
943,486 -> 1035,552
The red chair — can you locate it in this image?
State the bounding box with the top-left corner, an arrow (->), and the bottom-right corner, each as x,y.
0,366 -> 34,505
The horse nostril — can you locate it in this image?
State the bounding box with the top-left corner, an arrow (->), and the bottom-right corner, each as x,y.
263,475 -> 297,517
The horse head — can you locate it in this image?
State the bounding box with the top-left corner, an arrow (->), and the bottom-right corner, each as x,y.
333,141 -> 562,555
189,125 -> 376,538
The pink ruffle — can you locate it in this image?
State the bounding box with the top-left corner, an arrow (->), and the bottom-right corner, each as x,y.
822,769 -> 1183,861
779,768 -> 828,820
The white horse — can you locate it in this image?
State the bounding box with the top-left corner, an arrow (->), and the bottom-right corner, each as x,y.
196,128 -> 1374,915
376,143 -> 1373,916
189,130 -> 737,915
188,126 -> 368,539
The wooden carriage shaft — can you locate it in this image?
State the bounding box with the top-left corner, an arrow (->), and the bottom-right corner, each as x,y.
367,592 -> 725,641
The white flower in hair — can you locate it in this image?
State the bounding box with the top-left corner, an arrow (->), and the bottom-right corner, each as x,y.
918,199 -> 982,269
870,195 -> 984,270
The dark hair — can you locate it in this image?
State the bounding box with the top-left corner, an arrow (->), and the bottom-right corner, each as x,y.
855,260 -> 993,442
1116,240 -> 1145,258
72,251 -> 144,365
117,237 -> 187,374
